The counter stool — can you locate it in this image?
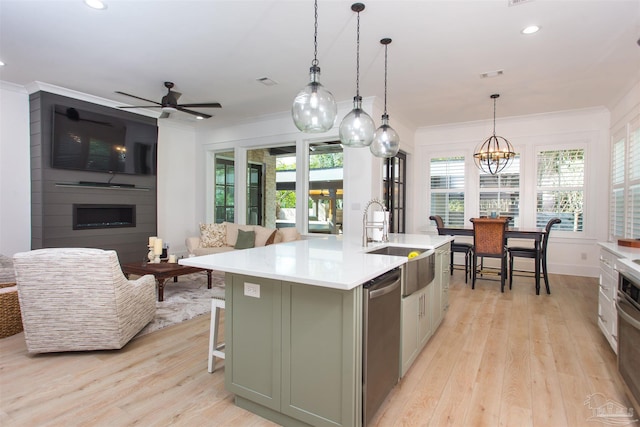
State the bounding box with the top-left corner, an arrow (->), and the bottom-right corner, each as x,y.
208,297 -> 225,373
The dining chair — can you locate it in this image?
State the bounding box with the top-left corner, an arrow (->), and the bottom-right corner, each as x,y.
470,217 -> 509,292
508,217 -> 561,294
429,215 -> 473,283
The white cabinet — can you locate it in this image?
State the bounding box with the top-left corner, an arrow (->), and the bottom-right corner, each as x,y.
598,247 -> 618,353
401,282 -> 433,376
433,243 -> 451,329
400,241 -> 451,377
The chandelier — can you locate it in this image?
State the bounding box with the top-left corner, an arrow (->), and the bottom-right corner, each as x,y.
473,94 -> 515,175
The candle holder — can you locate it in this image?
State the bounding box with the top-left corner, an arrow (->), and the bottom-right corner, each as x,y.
147,245 -> 155,262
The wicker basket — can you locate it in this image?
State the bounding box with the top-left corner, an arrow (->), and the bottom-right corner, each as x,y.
0,282 -> 23,338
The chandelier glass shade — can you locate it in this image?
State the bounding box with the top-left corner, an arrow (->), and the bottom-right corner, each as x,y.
339,3 -> 375,147
291,0 -> 337,133
473,94 -> 515,174
370,38 -> 400,158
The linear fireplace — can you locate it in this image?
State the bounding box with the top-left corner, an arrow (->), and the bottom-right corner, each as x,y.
73,204 -> 136,230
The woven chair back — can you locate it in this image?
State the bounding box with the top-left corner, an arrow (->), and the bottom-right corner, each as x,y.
472,218 -> 508,256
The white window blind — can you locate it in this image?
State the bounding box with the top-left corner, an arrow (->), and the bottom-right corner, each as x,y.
537,148 -> 584,231
628,117 -> 640,238
610,116 -> 640,239
611,132 -> 626,238
479,156 -> 520,226
430,156 -> 465,226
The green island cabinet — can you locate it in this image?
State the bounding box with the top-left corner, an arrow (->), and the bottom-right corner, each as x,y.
225,273 -> 363,427
223,241 -> 451,427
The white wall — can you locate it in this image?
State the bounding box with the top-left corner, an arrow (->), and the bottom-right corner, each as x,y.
0,82 -> 31,256
156,121 -> 197,257
412,107 -> 612,278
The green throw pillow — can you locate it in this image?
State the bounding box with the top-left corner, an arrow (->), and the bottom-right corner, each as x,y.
234,229 -> 255,249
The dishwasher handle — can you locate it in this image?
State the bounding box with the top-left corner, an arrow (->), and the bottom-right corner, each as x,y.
366,269 -> 401,299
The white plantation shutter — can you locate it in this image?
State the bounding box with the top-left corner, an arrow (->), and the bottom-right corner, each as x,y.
537,148 -> 585,231
628,117 -> 640,238
430,157 -> 465,226
478,155 -> 520,226
611,131 -> 626,238
610,116 -> 640,239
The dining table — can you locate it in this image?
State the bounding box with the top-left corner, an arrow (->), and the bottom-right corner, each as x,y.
436,224 -> 548,294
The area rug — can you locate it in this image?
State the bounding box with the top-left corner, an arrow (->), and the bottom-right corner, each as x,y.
135,270 -> 225,338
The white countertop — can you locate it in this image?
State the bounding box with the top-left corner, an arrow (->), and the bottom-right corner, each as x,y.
598,241 -> 640,281
179,233 -> 453,290
598,241 -> 640,259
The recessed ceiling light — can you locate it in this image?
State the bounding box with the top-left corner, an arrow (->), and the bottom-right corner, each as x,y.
522,25 -> 541,35
84,0 -> 107,10
196,116 -> 204,120
0,60 -> 5,67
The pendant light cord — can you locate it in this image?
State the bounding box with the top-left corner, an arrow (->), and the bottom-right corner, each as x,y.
383,43 -> 388,115
312,0 -> 319,67
356,9 -> 361,97
492,96 -> 497,136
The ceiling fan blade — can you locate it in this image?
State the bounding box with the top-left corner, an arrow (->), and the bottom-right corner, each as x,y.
176,106 -> 212,119
115,91 -> 162,106
118,105 -> 162,109
177,103 -> 222,108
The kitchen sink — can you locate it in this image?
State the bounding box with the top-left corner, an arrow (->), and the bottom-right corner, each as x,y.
367,246 -> 426,257
366,246 -> 435,297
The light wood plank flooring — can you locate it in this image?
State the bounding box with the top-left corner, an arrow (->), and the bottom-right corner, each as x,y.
1,271 -> 637,426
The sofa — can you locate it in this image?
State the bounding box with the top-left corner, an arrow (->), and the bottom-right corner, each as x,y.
186,222 -> 301,256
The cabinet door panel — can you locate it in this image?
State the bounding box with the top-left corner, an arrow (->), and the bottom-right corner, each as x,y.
281,282 -> 361,427
226,274 -> 282,410
401,291 -> 419,377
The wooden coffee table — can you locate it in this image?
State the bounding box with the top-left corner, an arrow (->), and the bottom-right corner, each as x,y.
121,261 -> 212,302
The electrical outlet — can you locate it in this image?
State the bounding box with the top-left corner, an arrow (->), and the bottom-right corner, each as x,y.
244,282 -> 260,298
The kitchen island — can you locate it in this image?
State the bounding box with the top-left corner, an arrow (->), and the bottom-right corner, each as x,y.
181,233 -> 453,427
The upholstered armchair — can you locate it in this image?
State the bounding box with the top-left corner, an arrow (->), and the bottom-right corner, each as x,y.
13,248 -> 156,354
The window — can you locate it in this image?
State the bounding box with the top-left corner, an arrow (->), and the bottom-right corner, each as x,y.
384,151 -> 406,233
611,131 -> 626,237
275,150 -> 297,230
536,148 -> 585,231
479,156 -> 520,225
308,142 -> 343,234
430,156 -> 465,226
214,154 -> 235,223
630,120 -> 640,238
611,117 -> 640,239
247,163 -> 263,225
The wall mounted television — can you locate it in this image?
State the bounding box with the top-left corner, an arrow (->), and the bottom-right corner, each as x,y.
51,104 -> 158,175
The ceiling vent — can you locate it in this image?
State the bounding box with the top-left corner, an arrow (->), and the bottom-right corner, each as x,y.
257,77 -> 278,86
508,0 -> 534,6
480,69 -> 504,79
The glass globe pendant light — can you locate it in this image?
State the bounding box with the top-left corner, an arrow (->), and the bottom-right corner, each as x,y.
370,38 -> 400,158
339,3 -> 375,147
291,0 -> 337,133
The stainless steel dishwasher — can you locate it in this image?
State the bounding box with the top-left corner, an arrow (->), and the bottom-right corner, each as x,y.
362,267 -> 401,426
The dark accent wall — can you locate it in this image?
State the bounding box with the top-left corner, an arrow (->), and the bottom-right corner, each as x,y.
29,91 -> 158,263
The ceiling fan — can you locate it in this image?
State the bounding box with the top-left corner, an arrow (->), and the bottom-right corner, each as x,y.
116,81 -> 221,119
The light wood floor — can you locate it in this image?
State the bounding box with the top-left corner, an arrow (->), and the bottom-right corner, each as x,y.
1,271 -> 637,426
